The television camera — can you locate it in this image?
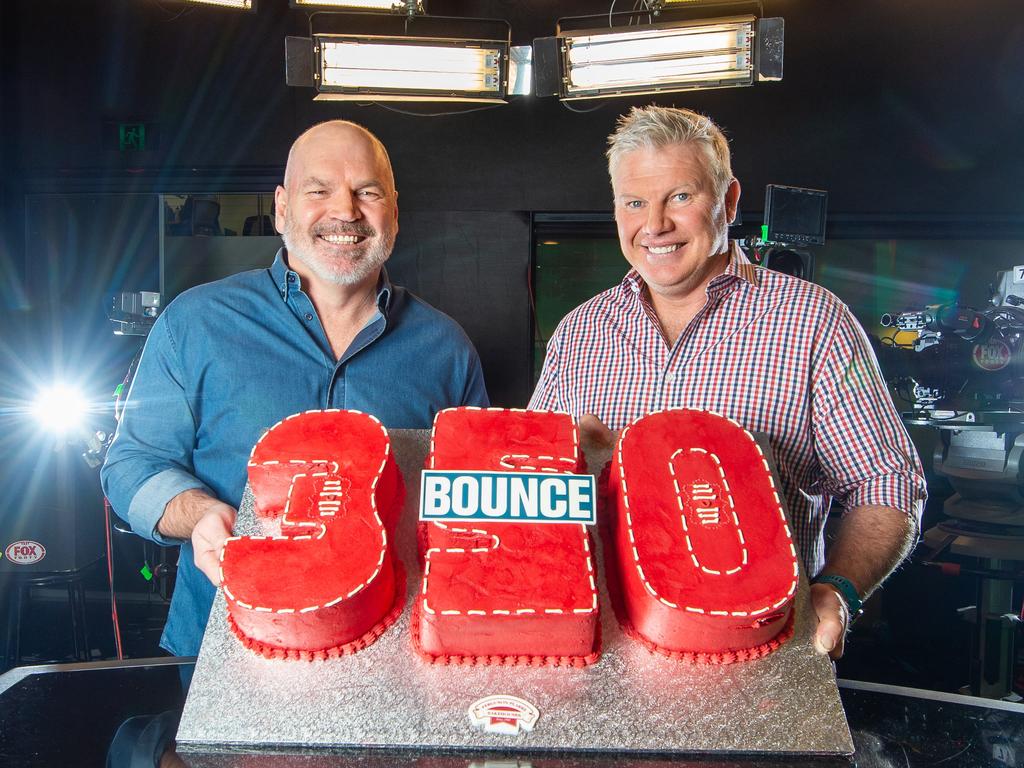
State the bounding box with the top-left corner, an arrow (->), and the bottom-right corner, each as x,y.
739,184 -> 827,280
108,291 -> 161,337
76,291 -> 163,468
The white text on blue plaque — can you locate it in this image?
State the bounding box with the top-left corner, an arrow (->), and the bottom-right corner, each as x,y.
418,471 -> 596,525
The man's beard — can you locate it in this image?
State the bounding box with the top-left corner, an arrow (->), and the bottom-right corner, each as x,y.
281,217 -> 395,287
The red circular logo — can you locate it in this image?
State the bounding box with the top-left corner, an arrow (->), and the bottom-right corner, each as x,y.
4,540 -> 46,565
972,341 -> 1011,372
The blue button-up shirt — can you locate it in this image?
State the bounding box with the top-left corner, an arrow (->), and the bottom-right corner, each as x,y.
101,250 -> 488,656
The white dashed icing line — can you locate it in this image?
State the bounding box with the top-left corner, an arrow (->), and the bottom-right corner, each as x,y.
615,408 -> 799,618
224,411 -> 393,616
421,408 -> 596,618
668,447 -> 748,576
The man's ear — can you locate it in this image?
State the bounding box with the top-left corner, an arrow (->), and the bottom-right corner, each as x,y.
273,185 -> 287,234
725,178 -> 741,224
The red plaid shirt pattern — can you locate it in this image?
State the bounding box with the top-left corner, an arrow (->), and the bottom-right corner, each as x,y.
529,244 -> 926,573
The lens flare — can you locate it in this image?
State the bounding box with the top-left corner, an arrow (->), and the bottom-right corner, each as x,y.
30,384 -> 89,434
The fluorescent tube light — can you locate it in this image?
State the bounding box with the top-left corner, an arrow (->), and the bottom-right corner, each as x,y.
185,0 -> 254,9
534,15 -> 782,100
565,17 -> 754,97
569,53 -> 751,90
291,0 -> 422,10
313,35 -> 507,102
566,25 -> 748,65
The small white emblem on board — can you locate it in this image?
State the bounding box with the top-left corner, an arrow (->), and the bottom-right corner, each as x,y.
468,695 -> 540,736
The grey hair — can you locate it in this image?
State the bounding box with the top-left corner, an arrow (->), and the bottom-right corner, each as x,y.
606,106 -> 733,197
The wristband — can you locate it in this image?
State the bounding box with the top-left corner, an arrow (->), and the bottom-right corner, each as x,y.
812,574 -> 863,619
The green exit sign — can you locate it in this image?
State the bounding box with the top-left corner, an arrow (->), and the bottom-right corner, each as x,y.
119,123 -> 146,151
105,121 -> 159,152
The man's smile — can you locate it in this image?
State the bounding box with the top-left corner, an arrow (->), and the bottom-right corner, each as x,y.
318,233 -> 367,245
643,243 -> 682,256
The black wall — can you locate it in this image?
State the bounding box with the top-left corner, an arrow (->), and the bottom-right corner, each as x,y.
5,1 -> 1023,211
2,0 -> 1024,406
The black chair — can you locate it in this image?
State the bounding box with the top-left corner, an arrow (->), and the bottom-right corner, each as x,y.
3,559 -> 102,670
243,214 -> 275,236
190,199 -> 221,236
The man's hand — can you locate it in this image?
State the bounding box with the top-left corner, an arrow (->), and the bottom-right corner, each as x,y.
808,505 -> 916,661
810,582 -> 850,659
192,502 -> 237,586
156,488 -> 237,586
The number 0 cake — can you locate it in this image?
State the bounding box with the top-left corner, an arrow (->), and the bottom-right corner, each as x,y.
606,409 -> 799,663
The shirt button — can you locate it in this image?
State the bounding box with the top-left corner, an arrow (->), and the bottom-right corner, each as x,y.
287,274 -> 296,283
304,313 -> 313,322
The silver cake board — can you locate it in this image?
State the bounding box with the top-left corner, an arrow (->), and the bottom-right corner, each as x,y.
177,428 -> 853,757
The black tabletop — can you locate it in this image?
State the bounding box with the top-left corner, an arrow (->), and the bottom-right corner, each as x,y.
1,659 -> 1021,767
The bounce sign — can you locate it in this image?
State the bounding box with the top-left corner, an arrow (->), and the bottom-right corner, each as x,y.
419,471 -> 597,525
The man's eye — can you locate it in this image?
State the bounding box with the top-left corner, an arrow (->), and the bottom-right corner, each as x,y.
358,190 -> 382,200
307,189 -> 326,197
673,193 -> 690,202
624,200 -> 643,210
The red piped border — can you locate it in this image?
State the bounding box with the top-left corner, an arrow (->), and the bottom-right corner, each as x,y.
615,606 -> 794,665
227,565 -> 406,661
409,600 -> 602,668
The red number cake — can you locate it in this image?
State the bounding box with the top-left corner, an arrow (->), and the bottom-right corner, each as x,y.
220,410 -> 405,660
606,409 -> 799,663
413,407 -> 601,666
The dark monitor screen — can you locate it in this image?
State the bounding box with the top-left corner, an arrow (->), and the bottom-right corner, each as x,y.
764,185 -> 828,245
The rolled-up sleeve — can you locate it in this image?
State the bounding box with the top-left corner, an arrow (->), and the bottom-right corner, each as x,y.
100,312 -> 212,544
811,308 -> 927,534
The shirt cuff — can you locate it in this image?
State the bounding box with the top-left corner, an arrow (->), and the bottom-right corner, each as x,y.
842,474 -> 926,537
128,468 -> 213,546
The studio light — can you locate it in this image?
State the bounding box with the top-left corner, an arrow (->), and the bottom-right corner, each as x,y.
30,384 -> 90,435
534,15 -> 783,100
290,0 -> 423,10
288,34 -> 509,102
322,38 -> 501,94
184,0 -> 255,9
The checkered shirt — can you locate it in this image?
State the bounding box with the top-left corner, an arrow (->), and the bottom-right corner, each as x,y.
529,244 -> 926,573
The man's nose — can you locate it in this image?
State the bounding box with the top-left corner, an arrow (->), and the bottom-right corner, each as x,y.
643,202 -> 669,235
328,191 -> 361,221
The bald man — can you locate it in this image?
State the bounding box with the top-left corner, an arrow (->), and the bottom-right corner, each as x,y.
102,121 -> 488,659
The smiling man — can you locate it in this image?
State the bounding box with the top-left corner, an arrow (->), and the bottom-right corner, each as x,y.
529,105 -> 927,659
102,120 -> 488,661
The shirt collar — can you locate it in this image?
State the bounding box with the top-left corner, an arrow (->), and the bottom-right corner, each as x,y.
270,248 -> 393,311
712,241 -> 760,291
619,241 -> 760,298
